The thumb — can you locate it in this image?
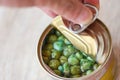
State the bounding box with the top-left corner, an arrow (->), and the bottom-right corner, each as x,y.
36,0 -> 93,25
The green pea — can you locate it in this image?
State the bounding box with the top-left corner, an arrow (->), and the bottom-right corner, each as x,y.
47,34 -> 57,43
42,28 -> 100,78
87,56 -> 95,63
93,64 -> 99,70
64,38 -> 71,45
81,51 -> 88,58
70,65 -> 81,75
43,43 -> 53,50
63,62 -> 70,76
54,70 -> 62,76
49,59 -> 60,69
71,75 -> 81,78
68,54 -> 79,65
82,72 -> 86,76
58,35 -> 65,41
86,70 -> 93,75
75,52 -> 83,60
43,56 -> 49,64
80,59 -> 93,72
63,45 -> 76,57
51,49 -> 61,59
55,30 -> 62,36
59,56 -> 68,64
42,50 -> 51,57
53,40 -> 64,51
58,65 -> 64,73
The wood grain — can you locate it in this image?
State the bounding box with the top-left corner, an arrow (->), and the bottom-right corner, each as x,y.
0,0 -> 120,80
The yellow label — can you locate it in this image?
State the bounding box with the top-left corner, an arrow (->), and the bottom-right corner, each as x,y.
100,59 -> 116,80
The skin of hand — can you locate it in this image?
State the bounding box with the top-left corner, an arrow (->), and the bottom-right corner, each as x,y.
36,0 -> 99,25
0,0 -> 99,25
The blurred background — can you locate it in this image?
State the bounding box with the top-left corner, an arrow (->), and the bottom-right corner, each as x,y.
0,0 -> 120,80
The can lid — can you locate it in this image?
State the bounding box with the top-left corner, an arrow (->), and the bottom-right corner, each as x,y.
52,16 -> 111,64
51,16 -> 94,58
69,4 -> 99,34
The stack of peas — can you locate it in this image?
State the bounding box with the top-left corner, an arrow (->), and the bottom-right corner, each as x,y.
42,27 -> 99,78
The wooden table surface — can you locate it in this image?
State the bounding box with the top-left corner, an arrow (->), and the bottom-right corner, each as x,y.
0,0 -> 120,80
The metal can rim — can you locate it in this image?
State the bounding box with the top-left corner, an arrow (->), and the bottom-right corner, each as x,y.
37,19 -> 112,80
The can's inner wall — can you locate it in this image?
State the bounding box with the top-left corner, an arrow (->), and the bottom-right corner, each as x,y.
37,19 -> 112,80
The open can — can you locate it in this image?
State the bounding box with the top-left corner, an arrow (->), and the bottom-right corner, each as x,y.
37,18 -> 116,80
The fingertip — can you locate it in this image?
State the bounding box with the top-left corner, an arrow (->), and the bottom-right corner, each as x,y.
71,6 -> 93,26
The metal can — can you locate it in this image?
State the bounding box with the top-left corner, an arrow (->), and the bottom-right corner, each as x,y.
37,19 -> 116,80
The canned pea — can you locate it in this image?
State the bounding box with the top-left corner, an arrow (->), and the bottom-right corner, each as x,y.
38,19 -> 116,80
41,28 -> 99,78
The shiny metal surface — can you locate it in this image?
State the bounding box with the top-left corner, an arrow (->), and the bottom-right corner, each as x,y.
51,16 -> 111,64
69,4 -> 99,34
52,16 -> 97,57
37,19 -> 113,80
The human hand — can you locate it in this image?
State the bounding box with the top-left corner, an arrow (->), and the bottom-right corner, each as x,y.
0,0 -> 99,25
35,0 -> 99,25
